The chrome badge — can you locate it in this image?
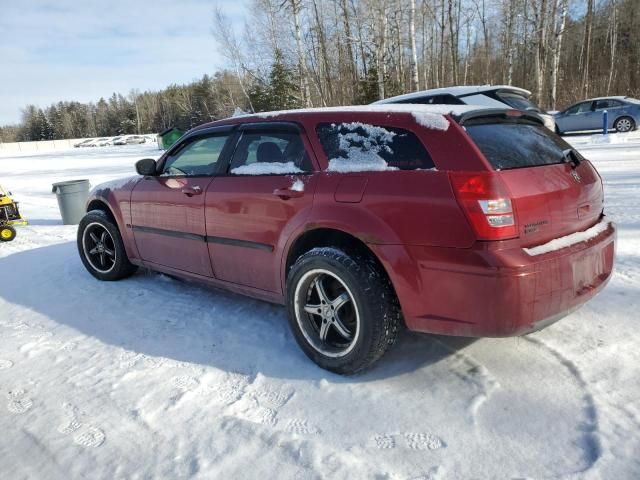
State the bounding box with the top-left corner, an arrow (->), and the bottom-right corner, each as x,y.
570,169 -> 582,183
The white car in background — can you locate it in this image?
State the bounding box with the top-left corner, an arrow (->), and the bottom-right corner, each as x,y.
373,85 -> 556,131
113,135 -> 146,145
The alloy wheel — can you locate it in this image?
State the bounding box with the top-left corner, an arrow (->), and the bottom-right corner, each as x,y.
294,269 -> 360,358
82,222 -> 117,273
616,118 -> 632,132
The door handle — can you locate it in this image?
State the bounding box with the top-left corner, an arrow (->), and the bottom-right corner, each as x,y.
273,188 -> 304,200
181,186 -> 202,197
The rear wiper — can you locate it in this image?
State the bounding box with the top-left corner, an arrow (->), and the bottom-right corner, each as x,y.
562,148 -> 582,169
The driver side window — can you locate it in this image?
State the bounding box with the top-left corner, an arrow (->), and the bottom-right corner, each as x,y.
566,102 -> 592,115
162,134 -> 230,177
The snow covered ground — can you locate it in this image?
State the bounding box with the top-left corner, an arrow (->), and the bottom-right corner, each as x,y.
1,138 -> 639,479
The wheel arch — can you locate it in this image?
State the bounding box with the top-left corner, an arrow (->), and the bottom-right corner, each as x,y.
85,195 -> 140,262
87,199 -> 117,224
614,115 -> 636,131
282,227 -> 405,323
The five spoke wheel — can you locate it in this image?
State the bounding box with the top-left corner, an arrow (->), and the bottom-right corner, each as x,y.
295,269 -> 360,358
82,222 -> 116,273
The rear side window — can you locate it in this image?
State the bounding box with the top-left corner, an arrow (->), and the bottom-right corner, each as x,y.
316,123 -> 435,172
394,94 -> 465,105
465,121 -> 572,170
496,92 -> 541,112
229,131 -> 312,175
595,99 -> 623,110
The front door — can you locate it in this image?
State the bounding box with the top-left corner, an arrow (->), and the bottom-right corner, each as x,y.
205,122 -> 317,292
560,101 -> 595,132
131,129 -> 232,277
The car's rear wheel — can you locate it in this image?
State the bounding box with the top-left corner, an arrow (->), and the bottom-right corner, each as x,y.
286,248 -> 399,374
0,225 -> 16,242
614,116 -> 635,133
77,210 -> 137,281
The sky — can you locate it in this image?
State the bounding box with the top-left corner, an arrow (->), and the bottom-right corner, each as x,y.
0,0 -> 246,125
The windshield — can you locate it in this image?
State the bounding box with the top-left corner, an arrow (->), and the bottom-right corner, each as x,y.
465,119 -> 573,170
497,92 -> 542,113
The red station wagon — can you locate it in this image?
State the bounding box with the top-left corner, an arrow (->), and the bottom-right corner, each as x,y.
77,105 -> 616,374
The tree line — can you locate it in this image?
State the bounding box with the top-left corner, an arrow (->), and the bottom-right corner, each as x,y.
2,0 -> 637,143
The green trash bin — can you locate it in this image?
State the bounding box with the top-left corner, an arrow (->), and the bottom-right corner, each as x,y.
52,180 -> 90,225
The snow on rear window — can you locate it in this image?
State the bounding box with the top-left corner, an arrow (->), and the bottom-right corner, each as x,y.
230,161 -> 303,175
317,122 -> 435,172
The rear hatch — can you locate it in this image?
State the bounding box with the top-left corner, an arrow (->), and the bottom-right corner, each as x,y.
459,112 -> 603,246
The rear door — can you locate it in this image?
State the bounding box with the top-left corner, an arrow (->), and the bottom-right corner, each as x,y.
205,122 -> 317,293
130,127 -> 233,276
594,99 -> 624,128
463,117 -> 603,246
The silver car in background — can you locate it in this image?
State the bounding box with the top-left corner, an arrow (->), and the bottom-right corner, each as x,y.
373,85 -> 556,131
554,96 -> 640,134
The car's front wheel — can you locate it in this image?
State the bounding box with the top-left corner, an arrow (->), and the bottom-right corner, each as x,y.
77,210 -> 137,281
614,116 -> 635,133
286,248 -> 400,374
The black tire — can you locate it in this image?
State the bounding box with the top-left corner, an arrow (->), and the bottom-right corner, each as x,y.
0,225 -> 16,242
77,210 -> 137,281
286,247 -> 400,375
614,116 -> 635,133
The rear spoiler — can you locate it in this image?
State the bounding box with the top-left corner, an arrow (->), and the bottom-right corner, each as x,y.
453,109 -> 545,127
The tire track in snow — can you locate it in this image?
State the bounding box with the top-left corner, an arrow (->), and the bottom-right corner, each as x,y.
432,338 -> 501,424
523,335 -> 602,474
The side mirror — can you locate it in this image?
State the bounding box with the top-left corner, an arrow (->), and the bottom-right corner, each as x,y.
135,158 -> 158,176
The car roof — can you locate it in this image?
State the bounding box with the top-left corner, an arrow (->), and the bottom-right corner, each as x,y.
193,104 -> 501,132
372,85 -> 532,104
584,95 -> 629,102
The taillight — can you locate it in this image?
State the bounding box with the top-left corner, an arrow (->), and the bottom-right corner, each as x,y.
449,172 -> 518,240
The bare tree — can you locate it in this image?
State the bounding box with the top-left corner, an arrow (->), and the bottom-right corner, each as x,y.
550,0 -> 567,109
288,0 -> 312,107
212,7 -> 255,112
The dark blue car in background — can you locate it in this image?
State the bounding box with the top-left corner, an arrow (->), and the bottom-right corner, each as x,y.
554,96 -> 640,134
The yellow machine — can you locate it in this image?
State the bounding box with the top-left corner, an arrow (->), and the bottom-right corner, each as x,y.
0,184 -> 27,242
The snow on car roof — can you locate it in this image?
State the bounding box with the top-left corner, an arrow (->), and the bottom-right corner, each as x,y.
230,104 -> 488,131
372,85 -> 532,104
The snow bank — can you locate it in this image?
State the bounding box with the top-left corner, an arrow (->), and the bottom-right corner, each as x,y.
524,220 -> 611,256
231,162 -> 303,175
564,130 -> 640,149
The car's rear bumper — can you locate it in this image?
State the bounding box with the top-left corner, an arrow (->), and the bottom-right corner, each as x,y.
374,220 -> 616,337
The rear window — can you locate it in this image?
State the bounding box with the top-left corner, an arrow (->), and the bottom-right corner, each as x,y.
465,120 -> 572,170
496,92 -> 541,112
393,94 -> 465,105
316,122 -> 435,172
